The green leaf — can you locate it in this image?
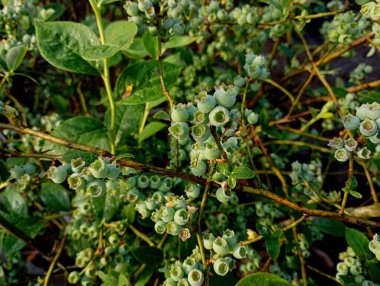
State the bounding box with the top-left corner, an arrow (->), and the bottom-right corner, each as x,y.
92,187 -> 121,222
44,116 -> 112,154
98,0 -> 122,5
227,177 -> 237,189
236,272 -> 292,286
131,246 -> 163,265
35,20 -> 99,75
139,122 -> 167,144
135,265 -> 154,286
163,36 -> 196,51
153,110 -> 171,121
105,21 -> 137,49
354,0 -> 371,4
105,103 -> 144,146
260,0 -> 282,11
40,181 -> 71,211
121,203 -> 136,225
230,166 -> 255,179
312,218 -> 345,237
265,236 -> 281,259
0,186 -> 28,222
348,190 -> 362,199
348,176 -> 358,190
345,227 -> 371,261
6,45 -> 27,71
367,262 -> 380,282
0,160 -> 10,182
43,4 -> 66,21
98,271 -> 130,286
209,272 -> 238,285
80,44 -> 121,61
115,61 -> 181,105
61,150 -> 98,164
143,32 -> 158,60
123,38 -> 148,59
113,153 -> 135,162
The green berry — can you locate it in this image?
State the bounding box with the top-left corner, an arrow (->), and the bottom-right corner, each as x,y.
342,114 -> 360,130
196,91 -> 216,113
182,257 -> 197,274
190,159 -> 207,177
172,104 -> 190,122
233,245 -> 247,259
216,188 -> 231,203
213,258 -> 229,276
137,174 -> 150,188
106,164 -> 120,180
203,233 -> 215,250
71,158 -> 85,172
47,165 -> 68,184
154,221 -> 166,234
68,173 -> 86,190
334,148 -> 350,162
359,118 -> 377,137
188,269 -> 204,286
169,122 -> 189,140
89,158 -> 108,178
357,147 -> 371,160
68,271 -> 80,284
212,236 -> 229,255
213,86 -> 237,108
170,263 -> 184,281
86,180 -> 106,197
209,106 -> 230,127
191,124 -> 211,142
174,208 -> 190,226
166,221 -> 181,235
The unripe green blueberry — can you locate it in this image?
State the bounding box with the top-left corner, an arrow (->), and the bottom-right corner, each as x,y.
369,239 -> 380,253
136,202 -> 150,219
191,111 -> 209,125
88,225 -> 98,239
71,158 -> 85,173
79,222 -> 89,235
166,221 -> 181,235
150,175 -> 161,189
204,143 -> 220,160
216,188 -> 231,204
124,1 -> 140,16
172,104 -> 189,122
108,233 -> 120,246
337,262 -> 348,275
344,138 -> 358,152
78,202 -> 92,215
68,271 -> 80,284
247,112 -> 259,124
178,228 -> 191,242
125,176 -> 137,189
174,208 -> 190,226
163,278 -> 177,286
138,0 -> 152,12
185,184 -> 201,199
47,165 -> 68,184
145,199 -> 157,211
68,173 -> 86,190
196,91 -> 216,113
212,236 -> 229,255
177,278 -> 190,286
357,147 -> 371,160
10,165 -> 24,178
80,167 -> 93,181
213,258 -> 229,276
169,122 -> 189,140
170,263 -> 184,281
182,257 -> 197,274
159,177 -> 174,192
161,206 -> 175,222
22,163 -> 36,175
126,188 -> 140,203
350,264 -> 362,276
154,221 -> 166,234
213,86 -> 237,108
233,245 -> 247,259
222,229 -> 237,247
369,132 -> 380,144
356,104 -> 369,120
89,158 -> 108,178
328,137 -> 344,149
334,148 -> 350,162
234,75 -> 246,88
203,233 -> 215,250
137,174 -> 150,188
152,191 -> 164,203
209,106 -> 230,127
86,180 -> 106,197
360,118 -> 378,137
106,164 -> 120,180
191,124 -> 211,142
190,159 -> 207,177
367,102 -> 380,120
342,114 -> 360,130
188,269 -> 204,286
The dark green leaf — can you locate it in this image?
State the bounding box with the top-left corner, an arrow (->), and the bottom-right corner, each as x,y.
163,36 -> 196,51
44,116 -> 112,154
0,160 -> 10,182
265,237 -> 281,259
105,21 -> 137,49
153,110 -> 171,121
143,33 -> 158,60
43,4 -> 66,21
135,265 -> 154,286
121,204 -> 136,225
113,153 -> 135,162
367,262 -> 380,282
6,45 -> 27,71
61,150 -> 98,164
105,103 -> 144,146
0,186 -> 28,222
345,227 -> 371,261
236,272 -> 292,286
131,246 -> 163,265
115,61 -> 180,105
230,166 -> 255,179
312,218 -> 345,237
35,20 -> 99,75
348,190 -> 362,199
40,181 -> 71,211
209,272 -> 238,285
139,122 -> 167,143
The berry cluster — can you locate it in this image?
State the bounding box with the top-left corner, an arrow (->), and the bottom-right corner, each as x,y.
329,102 -> 380,162
369,234 -> 380,261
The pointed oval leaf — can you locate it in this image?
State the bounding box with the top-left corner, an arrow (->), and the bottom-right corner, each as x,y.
105,21 -> 137,49
236,272 -> 292,286
35,20 -> 100,75
6,45 -> 27,71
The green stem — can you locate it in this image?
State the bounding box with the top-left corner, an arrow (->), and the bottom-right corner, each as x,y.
128,225 -> 155,247
43,233 -> 67,286
88,0 -> 116,154
139,103 -> 150,138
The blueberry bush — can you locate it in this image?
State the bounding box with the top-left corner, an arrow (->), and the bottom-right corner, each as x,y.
1,0 -> 380,285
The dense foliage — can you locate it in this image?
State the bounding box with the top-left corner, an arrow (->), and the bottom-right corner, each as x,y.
1,0 -> 380,285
